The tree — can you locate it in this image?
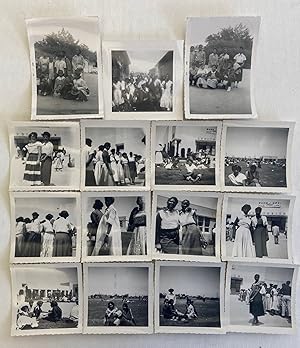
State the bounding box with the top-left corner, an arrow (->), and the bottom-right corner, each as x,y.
34,28 -> 97,65
204,23 -> 254,68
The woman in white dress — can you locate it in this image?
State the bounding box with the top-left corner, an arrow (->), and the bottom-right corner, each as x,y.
271,285 -> 280,314
232,204 -> 255,258
155,144 -> 164,165
160,75 -> 173,111
94,145 -> 104,186
110,149 -> 120,185
113,80 -> 124,107
40,214 -> 55,257
92,197 -> 122,256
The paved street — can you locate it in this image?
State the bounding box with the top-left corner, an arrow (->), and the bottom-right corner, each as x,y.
189,69 -> 251,115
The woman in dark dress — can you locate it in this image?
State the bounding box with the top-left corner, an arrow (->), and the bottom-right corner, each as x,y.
87,199 -> 104,255
249,274 -> 266,325
251,207 -> 269,258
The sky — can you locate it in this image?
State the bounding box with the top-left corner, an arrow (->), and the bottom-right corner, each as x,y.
160,266 -> 220,297
225,127 -> 289,158
14,267 -> 77,289
88,267 -> 149,296
127,49 -> 170,72
187,16 -> 260,47
28,17 -> 99,51
157,194 -> 217,210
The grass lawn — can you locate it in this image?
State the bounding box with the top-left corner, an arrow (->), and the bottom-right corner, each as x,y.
22,318 -> 77,330
225,162 -> 286,187
88,298 -> 148,327
155,165 -> 215,186
160,298 -> 220,327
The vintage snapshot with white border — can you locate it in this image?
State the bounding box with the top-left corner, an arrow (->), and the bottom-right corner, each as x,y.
27,17 -> 103,120
81,120 -> 150,191
10,192 -> 81,264
81,191 -> 151,262
222,194 -> 295,263
102,40 -> 183,120
9,122 -> 80,191
11,263 -> 82,336
152,121 -> 221,191
225,262 -> 298,334
152,191 -> 221,262
83,263 -> 153,334
155,261 -> 225,334
221,121 -> 294,193
185,16 -> 260,119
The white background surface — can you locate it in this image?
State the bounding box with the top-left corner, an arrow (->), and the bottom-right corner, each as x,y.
0,0 -> 299,347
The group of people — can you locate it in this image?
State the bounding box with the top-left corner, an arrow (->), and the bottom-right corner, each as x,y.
239,274 -> 292,325
36,48 -> 90,102
103,301 -> 136,326
15,210 -> 76,258
189,45 -> 247,92
112,73 -> 173,112
228,204 -> 282,258
155,197 -> 210,255
162,288 -> 198,322
87,197 -> 147,256
18,131 -> 68,186
85,138 -> 144,186
16,296 -> 79,330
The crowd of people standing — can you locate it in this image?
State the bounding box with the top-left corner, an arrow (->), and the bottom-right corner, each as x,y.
84,138 -> 145,186
36,48 -> 90,102
189,45 -> 247,92
112,73 -> 173,112
15,210 -> 76,258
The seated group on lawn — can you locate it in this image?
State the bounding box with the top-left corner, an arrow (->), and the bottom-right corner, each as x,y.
162,289 -> 198,322
103,301 -> 136,326
36,48 -> 90,102
189,45 -> 247,92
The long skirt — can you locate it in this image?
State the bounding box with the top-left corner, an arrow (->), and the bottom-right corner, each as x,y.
40,157 -> 52,185
54,232 -> 72,257
250,294 -> 265,317
126,226 -> 146,255
232,226 -> 255,258
265,294 -> 272,311
15,234 -> 24,257
102,165 -> 115,186
181,224 -> 203,255
40,233 -> 54,257
128,161 -> 137,181
85,169 -> 96,186
159,228 -> 179,254
23,232 -> 41,257
253,227 -> 268,258
94,162 -> 104,186
23,153 -> 41,185
123,163 -> 131,180
271,295 -> 279,311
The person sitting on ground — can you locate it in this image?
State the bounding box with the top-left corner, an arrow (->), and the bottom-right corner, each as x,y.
245,163 -> 261,187
195,64 -> 209,88
184,159 -> 202,183
46,300 -> 62,322
17,305 -> 39,330
53,70 -> 66,96
206,65 -> 221,89
39,73 -> 51,96
120,303 -> 136,326
189,64 -> 199,85
69,300 -> 79,323
228,164 -> 247,186
33,301 -> 45,319
103,301 -> 122,326
71,70 -> 89,101
162,299 -> 176,320
185,299 -> 198,319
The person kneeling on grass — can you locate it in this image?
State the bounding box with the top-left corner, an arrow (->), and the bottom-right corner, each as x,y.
71,70 -> 90,102
45,301 -> 62,322
104,301 -> 122,326
184,159 -> 202,183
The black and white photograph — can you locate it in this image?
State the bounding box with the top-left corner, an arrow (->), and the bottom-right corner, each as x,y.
84,263 -> 153,334
103,41 -> 183,120
155,261 -> 224,334
10,192 -> 81,263
152,121 -> 221,190
11,264 -> 82,336
226,263 -> 297,334
81,192 -> 150,261
153,192 -> 221,261
221,122 -> 293,192
185,16 -> 260,118
9,122 -> 80,191
81,121 -> 150,190
222,194 -> 294,262
27,17 -> 102,119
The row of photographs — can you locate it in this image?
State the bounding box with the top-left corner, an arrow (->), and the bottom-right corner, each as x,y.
27,16 -> 260,120
10,191 -> 295,264
9,120 -> 294,193
11,261 -> 298,336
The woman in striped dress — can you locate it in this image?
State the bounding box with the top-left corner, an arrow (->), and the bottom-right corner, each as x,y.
23,132 -> 42,186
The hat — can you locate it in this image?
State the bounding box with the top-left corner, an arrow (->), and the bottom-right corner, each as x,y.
42,131 -> 51,137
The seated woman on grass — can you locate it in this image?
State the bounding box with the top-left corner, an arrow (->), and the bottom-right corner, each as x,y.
72,70 -> 90,102
104,301 -> 122,326
228,164 -> 246,186
184,158 -> 202,183
53,70 -> 66,96
245,163 -> 261,187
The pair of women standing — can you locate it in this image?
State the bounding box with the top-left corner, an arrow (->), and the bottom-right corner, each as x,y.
155,197 -> 207,255
232,205 -> 268,258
